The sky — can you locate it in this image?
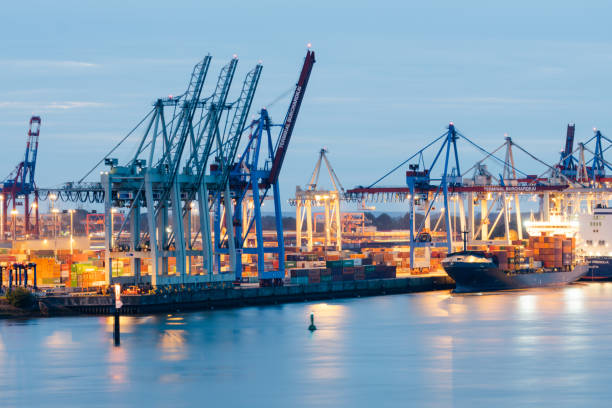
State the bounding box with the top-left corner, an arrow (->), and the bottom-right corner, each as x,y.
1,1 -> 611,213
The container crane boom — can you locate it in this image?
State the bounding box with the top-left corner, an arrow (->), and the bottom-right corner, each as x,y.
562,124 -> 576,171
268,49 -> 315,185
217,63 -> 262,188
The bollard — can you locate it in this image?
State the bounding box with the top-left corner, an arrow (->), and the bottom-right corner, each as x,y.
114,308 -> 120,346
113,284 -> 122,346
32,264 -> 37,291
18,265 -> 22,287
24,268 -> 28,288
8,268 -> 12,291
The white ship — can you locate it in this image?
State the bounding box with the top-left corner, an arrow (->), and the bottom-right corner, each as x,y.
577,206 -> 612,280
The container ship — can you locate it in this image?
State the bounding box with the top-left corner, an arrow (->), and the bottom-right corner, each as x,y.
442,235 -> 587,293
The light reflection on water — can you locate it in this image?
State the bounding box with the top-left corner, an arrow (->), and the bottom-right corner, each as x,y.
2,283 -> 612,407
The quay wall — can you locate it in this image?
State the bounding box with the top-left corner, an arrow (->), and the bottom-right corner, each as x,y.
39,275 -> 455,315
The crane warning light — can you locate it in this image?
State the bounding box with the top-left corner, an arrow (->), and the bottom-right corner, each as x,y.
307,43 -> 312,48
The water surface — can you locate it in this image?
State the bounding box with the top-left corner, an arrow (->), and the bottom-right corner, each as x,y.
2,283 -> 612,407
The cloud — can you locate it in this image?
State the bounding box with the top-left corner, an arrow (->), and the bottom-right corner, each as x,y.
43,101 -> 107,109
0,101 -> 107,110
427,96 -> 558,105
0,59 -> 98,69
311,96 -> 365,104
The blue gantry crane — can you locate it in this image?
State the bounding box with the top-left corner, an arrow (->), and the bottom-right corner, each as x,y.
95,48 -> 312,287
36,48 -> 313,287
2,116 -> 41,239
555,125 -> 612,184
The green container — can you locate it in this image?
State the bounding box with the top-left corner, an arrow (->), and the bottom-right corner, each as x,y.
365,265 -> 376,272
326,260 -> 343,268
342,259 -> 354,267
292,276 -> 309,285
285,261 -> 297,268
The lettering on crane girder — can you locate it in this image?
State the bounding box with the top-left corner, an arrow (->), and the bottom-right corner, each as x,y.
483,186 -> 538,193
276,85 -> 302,153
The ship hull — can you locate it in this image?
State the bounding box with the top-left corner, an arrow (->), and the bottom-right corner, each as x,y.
582,256 -> 612,281
443,261 -> 588,293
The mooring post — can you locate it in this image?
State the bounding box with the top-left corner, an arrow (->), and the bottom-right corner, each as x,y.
114,283 -> 122,346
114,308 -> 120,346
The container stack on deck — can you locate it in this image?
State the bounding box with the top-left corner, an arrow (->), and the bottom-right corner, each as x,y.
528,235 -> 575,270
465,234 -> 576,272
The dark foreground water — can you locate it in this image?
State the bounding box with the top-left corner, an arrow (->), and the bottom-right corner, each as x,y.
2,283 -> 612,408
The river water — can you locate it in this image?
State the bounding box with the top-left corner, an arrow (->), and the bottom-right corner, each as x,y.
2,282 -> 612,407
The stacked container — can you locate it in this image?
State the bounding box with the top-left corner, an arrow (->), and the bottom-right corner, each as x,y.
528,235 -> 576,270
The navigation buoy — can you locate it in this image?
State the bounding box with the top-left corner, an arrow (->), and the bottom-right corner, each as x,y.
308,312 -> 317,332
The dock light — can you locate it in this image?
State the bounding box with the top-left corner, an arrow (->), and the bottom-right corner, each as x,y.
31,202 -> 37,209
49,193 -> 57,201
51,208 -> 59,214
190,202 -> 196,209
10,209 -> 18,216
114,284 -> 122,305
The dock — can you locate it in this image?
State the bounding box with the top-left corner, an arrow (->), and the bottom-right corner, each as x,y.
39,274 -> 455,315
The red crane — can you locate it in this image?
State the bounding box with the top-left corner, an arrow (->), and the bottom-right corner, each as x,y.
267,49 -> 316,185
